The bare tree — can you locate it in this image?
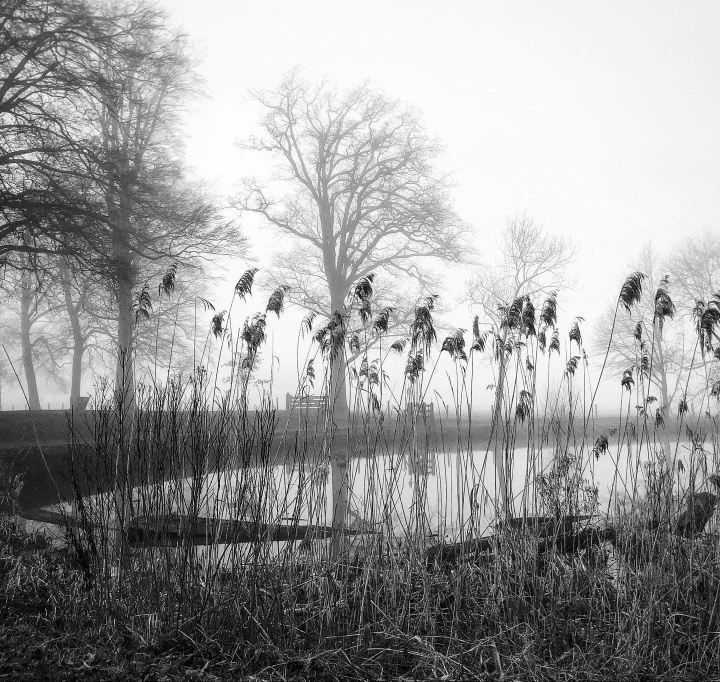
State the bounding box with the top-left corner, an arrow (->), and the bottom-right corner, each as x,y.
18,268 -> 45,409
593,245 -> 687,411
83,2 -> 239,399
236,72 -> 467,547
0,255 -> 69,410
465,214 -> 576,326
0,0 -> 111,268
39,2 -> 245,564
666,232 -> 720,411
465,214 -> 576,513
666,231 -> 720,325
594,238 -> 720,419
57,257 -> 103,408
2,1 -> 238,417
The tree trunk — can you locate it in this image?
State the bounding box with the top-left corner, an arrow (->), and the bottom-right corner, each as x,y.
655,332 -> 674,478
328,293 -> 350,558
111,187 -> 136,404
115,267 -> 134,399
19,272 -> 41,411
70,340 -> 83,408
60,264 -> 86,408
491,327 -> 510,516
104,111 -> 136,568
109,196 -> 137,568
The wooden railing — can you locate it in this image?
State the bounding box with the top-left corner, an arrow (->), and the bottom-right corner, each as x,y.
406,401 -> 435,422
285,393 -> 328,411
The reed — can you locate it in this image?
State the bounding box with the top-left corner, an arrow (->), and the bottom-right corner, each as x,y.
2,272 -> 720,680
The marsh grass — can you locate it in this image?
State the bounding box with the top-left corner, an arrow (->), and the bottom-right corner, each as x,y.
2,276 -> 720,680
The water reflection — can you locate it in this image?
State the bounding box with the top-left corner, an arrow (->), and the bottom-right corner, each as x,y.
65,436 -> 711,561
245,438 -> 703,538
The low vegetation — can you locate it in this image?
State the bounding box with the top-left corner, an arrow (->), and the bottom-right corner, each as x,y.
2,272 -> 720,681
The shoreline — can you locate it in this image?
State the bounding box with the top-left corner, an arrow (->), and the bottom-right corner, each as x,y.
0,409 -> 690,511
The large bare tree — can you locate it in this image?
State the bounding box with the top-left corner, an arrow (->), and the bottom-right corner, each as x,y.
2,1 -> 238,416
237,73 -> 467,546
84,3 -> 238,400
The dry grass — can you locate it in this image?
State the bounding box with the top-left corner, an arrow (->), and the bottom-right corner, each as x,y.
2,276 -> 720,681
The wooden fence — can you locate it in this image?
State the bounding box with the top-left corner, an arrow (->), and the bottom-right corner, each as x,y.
285,393 -> 328,411
406,401 -> 435,423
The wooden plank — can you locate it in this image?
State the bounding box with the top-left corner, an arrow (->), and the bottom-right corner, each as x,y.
425,516 -> 614,565
425,536 -> 496,564
18,507 -> 361,546
128,516 -> 351,546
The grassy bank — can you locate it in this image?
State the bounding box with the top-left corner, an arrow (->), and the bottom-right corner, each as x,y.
0,382 -> 718,681
3,274 -> 720,680
0,408 -> 650,511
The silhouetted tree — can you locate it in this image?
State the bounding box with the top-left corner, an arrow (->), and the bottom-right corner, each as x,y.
237,72 -> 467,546
0,0 -> 110,268
84,2 -> 238,399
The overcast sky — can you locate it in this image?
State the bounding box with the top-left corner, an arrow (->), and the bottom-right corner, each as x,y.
143,0 -> 720,410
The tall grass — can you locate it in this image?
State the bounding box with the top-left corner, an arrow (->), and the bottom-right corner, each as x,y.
3,274 -> 720,680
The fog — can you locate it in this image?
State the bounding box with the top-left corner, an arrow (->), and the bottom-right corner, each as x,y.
3,0 -> 719,419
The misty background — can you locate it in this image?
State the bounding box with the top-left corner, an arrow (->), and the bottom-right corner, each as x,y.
2,0 -> 718,417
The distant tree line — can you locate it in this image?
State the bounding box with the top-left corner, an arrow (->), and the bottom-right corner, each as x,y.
0,0 -> 241,408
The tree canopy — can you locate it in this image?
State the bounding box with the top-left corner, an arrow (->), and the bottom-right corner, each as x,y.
0,0 -> 109,268
465,213 -> 576,330
1,0 -> 242,406
237,72 -> 469,320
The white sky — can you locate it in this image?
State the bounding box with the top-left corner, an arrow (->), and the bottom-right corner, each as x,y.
151,0 -> 720,412
8,1 -> 707,412
160,0 -> 719,284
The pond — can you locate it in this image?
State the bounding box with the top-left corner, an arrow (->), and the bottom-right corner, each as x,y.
158,435 -> 706,540
40,431 -> 713,557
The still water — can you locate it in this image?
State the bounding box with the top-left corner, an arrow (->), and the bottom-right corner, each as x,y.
169,435 -> 702,540
42,434 -> 708,554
